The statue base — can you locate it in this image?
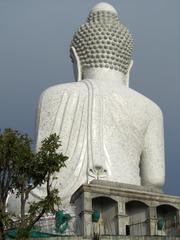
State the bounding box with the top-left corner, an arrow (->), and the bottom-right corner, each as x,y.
70,180 -> 180,238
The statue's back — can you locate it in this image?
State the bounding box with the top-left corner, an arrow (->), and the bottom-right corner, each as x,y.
7,2 -> 165,217
36,78 -> 164,196
34,2 -> 165,211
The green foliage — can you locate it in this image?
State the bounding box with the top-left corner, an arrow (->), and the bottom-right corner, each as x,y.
32,133 -> 68,187
0,128 -> 33,204
28,189 -> 61,218
0,129 -> 68,240
16,228 -> 30,240
0,128 -> 33,239
0,211 -> 12,230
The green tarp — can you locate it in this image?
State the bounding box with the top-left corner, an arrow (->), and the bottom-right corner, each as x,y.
5,229 -> 60,239
5,210 -> 71,239
92,210 -> 100,223
55,211 -> 71,233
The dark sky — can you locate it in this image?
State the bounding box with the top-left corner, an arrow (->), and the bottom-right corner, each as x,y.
0,0 -> 180,196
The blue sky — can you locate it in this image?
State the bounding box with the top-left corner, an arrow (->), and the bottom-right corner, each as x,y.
0,0 -> 180,195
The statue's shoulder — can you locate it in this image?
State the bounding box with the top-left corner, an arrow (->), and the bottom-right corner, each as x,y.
40,81 -> 88,100
127,88 -> 163,118
36,81 -> 88,141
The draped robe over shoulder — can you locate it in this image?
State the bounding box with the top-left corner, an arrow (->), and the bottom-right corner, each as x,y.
33,78 -> 164,211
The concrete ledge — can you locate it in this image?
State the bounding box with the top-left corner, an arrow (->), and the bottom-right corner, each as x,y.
71,181 -> 180,205
90,180 -> 163,194
31,236 -> 180,240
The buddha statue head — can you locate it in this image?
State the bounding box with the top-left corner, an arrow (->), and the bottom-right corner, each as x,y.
70,2 -> 134,85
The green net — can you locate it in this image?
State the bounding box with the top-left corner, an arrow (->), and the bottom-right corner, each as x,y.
4,228 -> 60,239
92,210 -> 100,223
55,210 -> 71,233
5,211 -> 71,239
157,218 -> 165,230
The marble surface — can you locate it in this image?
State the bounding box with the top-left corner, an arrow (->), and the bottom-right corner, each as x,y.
33,70 -> 165,211
32,2 -> 165,213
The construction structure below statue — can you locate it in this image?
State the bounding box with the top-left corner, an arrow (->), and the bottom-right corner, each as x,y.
70,180 -> 180,238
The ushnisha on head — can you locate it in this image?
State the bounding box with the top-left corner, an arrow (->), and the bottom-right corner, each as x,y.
70,2 -> 133,80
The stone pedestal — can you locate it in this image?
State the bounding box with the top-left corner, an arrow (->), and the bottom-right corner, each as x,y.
148,206 -> 157,236
117,201 -> 126,235
80,192 -> 92,236
70,180 -> 180,237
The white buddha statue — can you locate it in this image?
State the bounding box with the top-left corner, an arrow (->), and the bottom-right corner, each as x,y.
33,2 -> 165,210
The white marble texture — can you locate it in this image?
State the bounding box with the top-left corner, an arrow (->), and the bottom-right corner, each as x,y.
29,2 -> 165,213
33,67 -> 165,211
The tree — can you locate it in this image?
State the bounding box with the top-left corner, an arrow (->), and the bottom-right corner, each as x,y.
0,129 -> 68,240
0,128 -> 33,240
16,133 -> 68,239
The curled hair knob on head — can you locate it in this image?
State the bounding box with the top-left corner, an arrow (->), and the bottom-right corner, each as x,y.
90,2 -> 118,14
70,2 -> 133,75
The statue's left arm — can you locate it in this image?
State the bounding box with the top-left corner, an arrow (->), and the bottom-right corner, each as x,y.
140,107 -> 165,190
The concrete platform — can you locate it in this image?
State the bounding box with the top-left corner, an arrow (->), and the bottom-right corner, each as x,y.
70,180 -> 180,237
32,236 -> 180,240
